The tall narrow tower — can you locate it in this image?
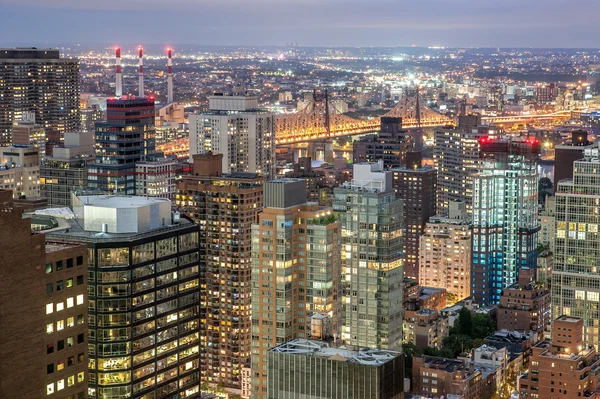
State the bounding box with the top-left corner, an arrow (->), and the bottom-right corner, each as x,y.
115,47 -> 122,97
138,46 -> 144,97
167,48 -> 173,104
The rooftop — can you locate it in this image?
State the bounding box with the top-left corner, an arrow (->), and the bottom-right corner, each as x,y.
75,195 -> 170,209
269,339 -> 399,366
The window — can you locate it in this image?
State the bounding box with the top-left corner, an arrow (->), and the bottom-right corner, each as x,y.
67,337 -> 74,347
78,353 -> 84,363
57,379 -> 64,391
47,363 -> 54,374
47,383 -> 54,395
57,360 -> 65,371
77,333 -> 85,344
56,281 -> 63,291
77,256 -> 83,266
56,302 -> 64,312
67,297 -> 74,308
77,275 -> 84,285
77,372 -> 85,383
67,258 -> 73,269
68,375 -> 75,387
66,278 -> 73,288
46,323 -> 54,334
67,317 -> 74,327
77,314 -> 84,325
46,283 -> 54,294
76,295 -> 84,305
57,320 -> 65,331
47,344 -> 54,354
46,264 -> 53,274
58,340 -> 64,351
56,261 -> 63,271
68,356 -> 75,367
46,303 -> 54,314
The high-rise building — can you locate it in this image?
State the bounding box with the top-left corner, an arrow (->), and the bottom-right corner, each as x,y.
333,161 -> 404,350
0,48 -> 80,146
497,268 -> 550,335
189,94 -> 275,178
251,179 -> 341,398
88,97 -> 156,195
554,130 -> 596,185
419,201 -> 472,302
519,316 -> 600,399
552,147 -> 600,349
392,151 -> 436,280
433,124 -> 500,215
47,194 -> 201,399
0,190 -> 88,399
41,132 -> 95,206
135,159 -> 176,200
353,117 -> 413,169
0,145 -> 40,199
472,138 -> 540,306
176,153 -> 264,389
267,339 -> 404,399
12,112 -> 46,157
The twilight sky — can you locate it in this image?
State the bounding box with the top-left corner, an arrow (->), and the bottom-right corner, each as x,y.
1,0 -> 599,48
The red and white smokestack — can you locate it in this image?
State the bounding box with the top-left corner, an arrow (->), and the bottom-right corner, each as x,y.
138,46 -> 144,98
167,48 -> 173,104
115,47 -> 122,97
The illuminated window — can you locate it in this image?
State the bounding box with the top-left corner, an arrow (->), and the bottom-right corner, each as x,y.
56,320 -> 64,331
46,323 -> 54,334
77,372 -> 85,383
66,297 -> 74,308
67,317 -> 74,328
46,383 -> 54,395
76,295 -> 84,305
68,375 -> 75,387
66,278 -> 73,288
576,291 -> 585,300
56,302 -> 64,312
57,360 -> 65,371
56,380 -> 64,391
46,303 -> 54,314
589,292 -> 600,302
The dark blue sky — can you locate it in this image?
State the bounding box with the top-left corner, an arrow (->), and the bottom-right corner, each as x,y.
2,0 -> 599,48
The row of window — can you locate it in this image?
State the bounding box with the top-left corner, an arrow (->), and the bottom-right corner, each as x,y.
46,295 -> 85,314
47,352 -> 85,374
46,372 -> 85,395
47,333 -> 85,354
46,275 -> 84,293
46,314 -> 84,334
46,256 -> 84,274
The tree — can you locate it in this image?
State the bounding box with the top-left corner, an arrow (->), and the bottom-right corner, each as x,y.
402,342 -> 423,378
456,307 -> 474,336
539,177 -> 553,204
472,313 -> 496,339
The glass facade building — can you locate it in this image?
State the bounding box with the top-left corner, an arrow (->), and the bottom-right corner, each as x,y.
471,139 -> 539,306
333,162 -> 404,350
552,148 -> 600,349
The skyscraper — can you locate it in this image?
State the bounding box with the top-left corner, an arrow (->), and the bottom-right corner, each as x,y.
47,194 -> 201,399
419,201 -> 472,302
471,138 -> 540,306
188,94 -> 275,178
251,179 -> 341,398
392,151 -> 436,280
433,124 -> 500,215
0,48 -> 80,146
88,97 -> 156,195
552,147 -> 600,349
176,153 -> 264,389
333,161 -> 404,350
353,117 -> 413,169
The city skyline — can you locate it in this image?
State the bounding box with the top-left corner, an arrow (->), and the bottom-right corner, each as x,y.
2,0 -> 600,48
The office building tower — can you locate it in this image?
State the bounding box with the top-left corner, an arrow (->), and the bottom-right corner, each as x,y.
0,145 -> 40,198
538,196 -> 556,253
12,112 -> 46,157
472,138 -> 540,306
497,268 -> 550,335
189,94 -> 275,178
267,339 -> 404,399
41,132 -> 95,206
554,130 -> 596,185
392,151 -> 436,280
519,316 -> 600,399
419,201 -> 472,302
251,180 -> 341,398
176,153 -> 264,389
0,48 -> 80,146
47,194 -> 201,399
353,117 -> 413,169
552,147 -> 600,349
433,124 -> 500,215
88,97 -> 156,195
333,161 -> 404,350
0,190 -> 88,399
135,159 -> 176,200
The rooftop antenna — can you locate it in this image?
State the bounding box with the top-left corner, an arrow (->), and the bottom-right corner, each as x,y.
138,46 -> 144,98
115,47 -> 122,98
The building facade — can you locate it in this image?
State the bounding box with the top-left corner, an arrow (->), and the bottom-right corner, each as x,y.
392,152 -> 436,281
403,308 -> 449,350
419,201 -> 472,301
251,179 -> 341,398
472,138 -> 540,306
0,190 -> 88,399
176,153 -> 264,389
552,147 -> 600,349
412,356 -> 485,399
12,111 -> 46,157
189,95 -> 275,178
88,97 -> 156,195
333,161 -> 404,350
0,48 -> 80,146
47,195 -> 202,399
135,159 -> 176,200
268,339 -> 403,399
353,117 -> 412,169
0,145 -> 40,198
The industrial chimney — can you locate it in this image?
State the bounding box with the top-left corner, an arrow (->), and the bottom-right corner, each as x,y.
115,47 -> 122,97
167,48 -> 173,104
138,46 -> 144,98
